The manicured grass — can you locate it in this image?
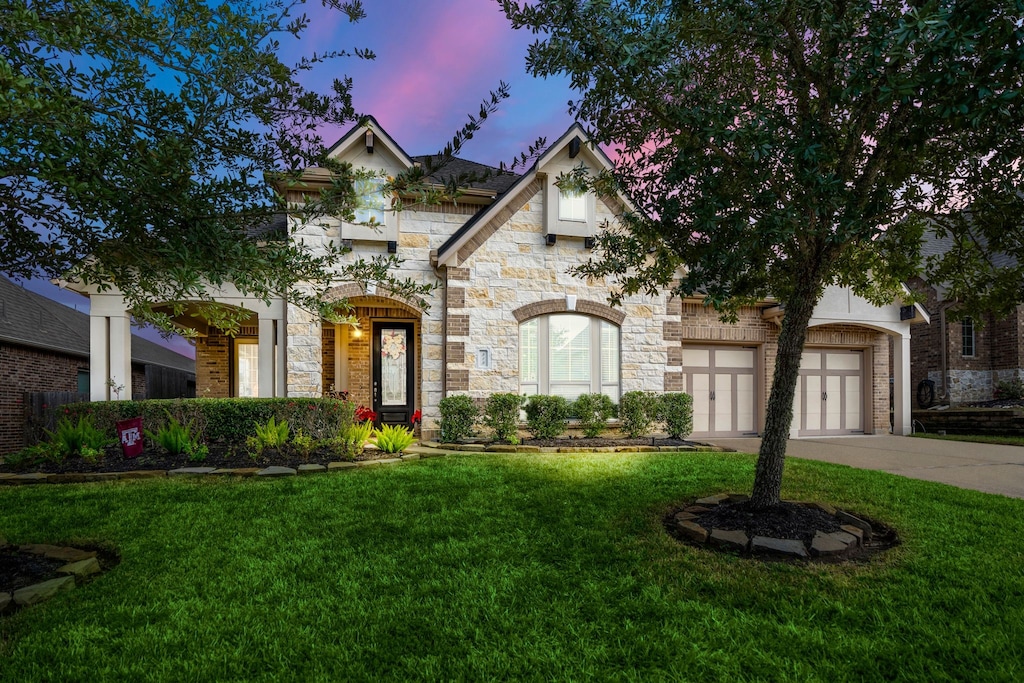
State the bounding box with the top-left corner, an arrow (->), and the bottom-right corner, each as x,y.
1,451 -> 1022,681
911,432 -> 1024,447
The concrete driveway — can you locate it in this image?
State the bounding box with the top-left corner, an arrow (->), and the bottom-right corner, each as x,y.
704,435 -> 1024,499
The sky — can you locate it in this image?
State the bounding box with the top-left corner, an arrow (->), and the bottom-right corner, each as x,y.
22,0 -> 577,359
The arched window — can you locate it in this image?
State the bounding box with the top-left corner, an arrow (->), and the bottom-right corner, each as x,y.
519,314 -> 620,401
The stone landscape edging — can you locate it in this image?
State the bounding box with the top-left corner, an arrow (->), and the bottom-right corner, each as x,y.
667,493 -> 884,561
0,443 -> 723,487
1,541 -> 106,615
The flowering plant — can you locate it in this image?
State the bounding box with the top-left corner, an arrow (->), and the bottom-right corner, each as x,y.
410,409 -> 422,425
355,405 -> 377,423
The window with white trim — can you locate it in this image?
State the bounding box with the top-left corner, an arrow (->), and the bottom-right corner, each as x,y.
519,314 -> 620,402
962,317 -> 976,357
353,177 -> 387,224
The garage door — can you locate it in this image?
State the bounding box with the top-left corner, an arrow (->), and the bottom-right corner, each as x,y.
794,349 -> 864,436
680,345 -> 758,437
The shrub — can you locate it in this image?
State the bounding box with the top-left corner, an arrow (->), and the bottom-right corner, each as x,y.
290,429 -> 317,459
659,393 -> 694,440
146,415 -> 199,456
484,393 -> 523,444
373,424 -> 415,454
248,416 -> 290,456
571,393 -> 617,438
995,377 -> 1024,400
438,395 -> 478,443
619,391 -> 658,438
524,395 -> 570,439
55,397 -> 352,446
3,443 -> 54,470
46,415 -> 111,458
330,421 -> 375,460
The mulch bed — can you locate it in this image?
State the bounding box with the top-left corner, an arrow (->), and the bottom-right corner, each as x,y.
515,437 -> 698,448
0,544 -> 120,596
695,501 -> 841,546
0,443 -> 390,475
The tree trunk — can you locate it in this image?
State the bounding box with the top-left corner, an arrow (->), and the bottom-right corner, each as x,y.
749,282 -> 821,510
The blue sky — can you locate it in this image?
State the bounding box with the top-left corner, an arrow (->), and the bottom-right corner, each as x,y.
24,0 -> 576,358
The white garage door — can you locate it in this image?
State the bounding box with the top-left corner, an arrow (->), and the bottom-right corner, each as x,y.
680,345 -> 758,437
794,349 -> 865,436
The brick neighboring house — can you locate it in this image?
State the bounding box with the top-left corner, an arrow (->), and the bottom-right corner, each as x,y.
0,277 -> 195,454
909,236 -> 1023,406
62,118 -> 926,439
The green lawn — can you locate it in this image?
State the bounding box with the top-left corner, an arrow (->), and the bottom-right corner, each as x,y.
1,451 -> 1022,681
911,431 -> 1024,447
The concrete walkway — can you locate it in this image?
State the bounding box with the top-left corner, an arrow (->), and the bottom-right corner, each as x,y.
704,435 -> 1024,499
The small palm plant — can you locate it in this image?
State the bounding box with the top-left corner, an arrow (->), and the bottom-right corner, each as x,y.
372,424 -> 415,454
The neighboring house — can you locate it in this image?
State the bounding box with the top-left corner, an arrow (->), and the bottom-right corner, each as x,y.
0,276 -> 195,454
62,118 -> 926,440
909,235 -> 1023,406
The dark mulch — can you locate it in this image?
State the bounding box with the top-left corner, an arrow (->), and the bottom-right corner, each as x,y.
0,443 -> 389,475
0,544 -> 120,594
522,437 -> 699,448
0,550 -> 65,593
695,501 -> 841,546
963,398 -> 1024,409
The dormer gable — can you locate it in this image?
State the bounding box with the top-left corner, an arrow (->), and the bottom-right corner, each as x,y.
535,124 -> 615,239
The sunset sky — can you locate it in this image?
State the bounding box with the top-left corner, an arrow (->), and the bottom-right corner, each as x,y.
24,0 -> 576,358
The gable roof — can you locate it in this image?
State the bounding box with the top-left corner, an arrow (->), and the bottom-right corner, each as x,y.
0,277 -> 195,374
435,123 -> 617,267
326,115 -> 416,168
410,155 -> 520,195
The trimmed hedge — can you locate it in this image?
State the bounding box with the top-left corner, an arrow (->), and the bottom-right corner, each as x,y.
438,395 -> 478,443
56,398 -> 356,445
484,393 -> 523,444
524,395 -> 570,439
658,393 -> 694,440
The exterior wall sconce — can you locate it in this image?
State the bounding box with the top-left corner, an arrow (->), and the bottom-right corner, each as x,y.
387,240 -> 398,254
341,238 -> 354,249
584,236 -> 596,249
365,130 -> 374,154
545,233 -> 557,246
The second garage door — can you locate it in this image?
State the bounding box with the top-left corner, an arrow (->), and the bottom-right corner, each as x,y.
680,345 -> 758,438
793,348 -> 865,436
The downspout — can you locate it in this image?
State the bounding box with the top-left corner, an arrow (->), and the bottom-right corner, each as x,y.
938,302 -> 953,402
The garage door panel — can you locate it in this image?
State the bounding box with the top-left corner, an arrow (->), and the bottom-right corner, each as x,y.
682,345 -> 757,437
825,374 -> 842,430
736,374 -> 754,433
799,349 -> 865,436
692,373 -> 710,433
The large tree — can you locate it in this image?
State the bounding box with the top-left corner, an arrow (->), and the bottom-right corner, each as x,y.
501,0 -> 1024,507
1,0 -> 500,331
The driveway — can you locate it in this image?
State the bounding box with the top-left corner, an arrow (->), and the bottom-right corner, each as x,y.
704,435 -> 1024,499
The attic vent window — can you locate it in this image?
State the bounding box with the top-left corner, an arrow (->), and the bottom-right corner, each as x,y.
569,136 -> 581,158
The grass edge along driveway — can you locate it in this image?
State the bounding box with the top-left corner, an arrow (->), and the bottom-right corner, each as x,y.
1,451 -> 1022,682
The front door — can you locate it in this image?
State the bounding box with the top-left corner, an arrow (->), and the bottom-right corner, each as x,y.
372,322 -> 415,426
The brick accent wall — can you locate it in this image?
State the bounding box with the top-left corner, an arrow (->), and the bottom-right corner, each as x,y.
195,328 -> 231,397
908,276 -> 1024,404
446,368 -> 469,392
446,341 -> 465,365
447,267 -> 470,281
0,345 -> 85,454
447,287 -> 465,309
447,314 -> 470,337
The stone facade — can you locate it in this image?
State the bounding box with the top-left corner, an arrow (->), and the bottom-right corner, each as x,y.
178,119 -> 917,439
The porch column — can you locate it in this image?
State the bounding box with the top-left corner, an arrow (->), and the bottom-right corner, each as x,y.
89,315 -> 109,401
893,332 -> 912,435
258,315 -> 275,398
108,313 -> 132,400
276,318 -> 287,397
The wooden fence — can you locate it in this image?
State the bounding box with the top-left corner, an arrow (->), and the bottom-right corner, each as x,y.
23,391 -> 89,445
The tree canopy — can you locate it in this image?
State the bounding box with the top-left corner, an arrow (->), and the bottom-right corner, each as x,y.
501,0 -> 1024,506
1,0 -> 500,331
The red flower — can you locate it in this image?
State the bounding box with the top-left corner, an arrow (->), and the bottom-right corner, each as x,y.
355,406 -> 377,422
411,410 -> 422,425
41,404 -> 48,409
